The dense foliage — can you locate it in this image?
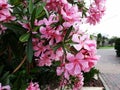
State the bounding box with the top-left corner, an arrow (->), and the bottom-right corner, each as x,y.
114,38 -> 120,57
0,0 -> 106,90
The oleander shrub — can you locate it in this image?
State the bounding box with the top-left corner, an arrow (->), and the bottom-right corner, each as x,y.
0,0 -> 106,90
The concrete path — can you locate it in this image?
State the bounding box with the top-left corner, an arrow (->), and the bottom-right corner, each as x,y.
96,48 -> 120,90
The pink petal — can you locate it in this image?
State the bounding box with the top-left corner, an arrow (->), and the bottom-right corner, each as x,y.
34,51 -> 41,57
56,67 -> 64,76
66,53 -> 74,61
80,60 -> 89,71
2,85 -> 11,90
72,34 -> 80,43
84,44 -> 90,51
64,70 -> 70,80
65,63 -> 74,71
74,64 -> 81,75
76,52 -> 84,60
39,27 -> 46,34
73,44 -> 82,51
63,22 -> 72,28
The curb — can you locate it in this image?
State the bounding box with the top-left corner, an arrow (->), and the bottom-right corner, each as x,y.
99,74 -> 110,90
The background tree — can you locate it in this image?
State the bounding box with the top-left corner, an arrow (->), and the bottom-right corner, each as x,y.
97,33 -> 102,48
108,36 -> 118,46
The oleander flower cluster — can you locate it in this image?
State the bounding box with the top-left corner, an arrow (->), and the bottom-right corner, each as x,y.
0,0 -> 106,90
0,0 -> 15,34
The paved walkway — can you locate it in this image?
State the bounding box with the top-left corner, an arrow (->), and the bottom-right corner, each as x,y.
96,48 -> 120,90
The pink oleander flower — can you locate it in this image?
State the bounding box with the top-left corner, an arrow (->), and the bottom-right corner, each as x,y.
86,0 -> 106,25
0,0 -> 12,10
84,54 -> 100,71
36,50 -> 52,66
36,46 -> 63,66
59,79 -> 68,88
26,82 -> 40,90
61,3 -> 82,27
0,24 -> 6,34
72,34 -> 96,51
33,41 -> 47,57
54,47 -> 63,61
57,63 -> 70,80
0,83 -> 11,90
44,0 -> 68,12
39,25 -> 62,45
73,74 -> 84,90
65,52 -> 89,75
0,0 -> 16,22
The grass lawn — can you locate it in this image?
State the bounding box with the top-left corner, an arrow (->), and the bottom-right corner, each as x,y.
99,46 -> 114,49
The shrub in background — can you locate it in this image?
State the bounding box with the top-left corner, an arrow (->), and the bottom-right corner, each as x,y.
0,0 -> 106,90
114,38 -> 120,57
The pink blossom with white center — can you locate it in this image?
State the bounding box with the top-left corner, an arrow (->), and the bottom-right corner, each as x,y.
0,24 -> 6,34
26,82 -> 40,90
65,52 -> 89,75
61,3 -> 82,28
72,34 -> 96,51
0,83 -> 11,90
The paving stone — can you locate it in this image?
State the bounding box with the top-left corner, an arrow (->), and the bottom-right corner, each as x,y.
96,49 -> 120,90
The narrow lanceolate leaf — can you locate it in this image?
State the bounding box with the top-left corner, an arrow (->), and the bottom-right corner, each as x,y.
26,36 -> 33,63
35,5 -> 44,18
64,26 -> 73,41
43,7 -> 49,18
31,8 -> 36,28
19,33 -> 30,42
29,0 -> 34,14
3,23 -> 26,34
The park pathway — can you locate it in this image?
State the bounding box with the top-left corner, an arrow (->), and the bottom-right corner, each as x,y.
96,48 -> 120,90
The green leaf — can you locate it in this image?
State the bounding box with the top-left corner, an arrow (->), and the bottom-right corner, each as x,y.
0,65 -> 4,76
36,4 -> 49,19
9,0 -> 22,5
19,33 -> 30,42
64,26 -> 73,41
0,72 -> 9,82
33,26 -> 39,32
31,8 -> 36,28
36,10 -> 46,19
29,0 -> 34,14
3,23 -> 26,35
35,5 -> 44,18
43,7 -> 49,18
52,43 -> 62,52
26,36 -> 33,63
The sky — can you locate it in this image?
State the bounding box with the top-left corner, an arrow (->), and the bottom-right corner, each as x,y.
84,0 -> 120,38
